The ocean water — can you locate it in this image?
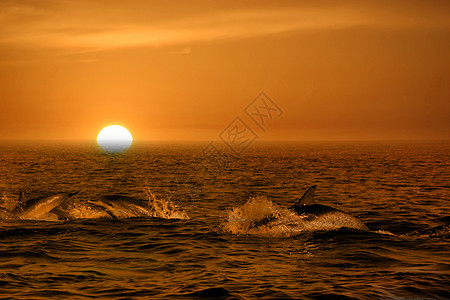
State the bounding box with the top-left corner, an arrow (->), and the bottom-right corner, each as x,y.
0,141 -> 449,299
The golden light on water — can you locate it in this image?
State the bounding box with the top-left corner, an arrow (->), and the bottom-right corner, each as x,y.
97,125 -> 133,152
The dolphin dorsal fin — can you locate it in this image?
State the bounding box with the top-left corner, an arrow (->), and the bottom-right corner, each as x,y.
295,185 -> 316,206
18,190 -> 27,203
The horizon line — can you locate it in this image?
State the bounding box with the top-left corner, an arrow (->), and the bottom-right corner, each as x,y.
1,138 -> 449,144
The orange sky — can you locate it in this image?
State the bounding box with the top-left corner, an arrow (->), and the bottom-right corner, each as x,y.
0,0 -> 449,142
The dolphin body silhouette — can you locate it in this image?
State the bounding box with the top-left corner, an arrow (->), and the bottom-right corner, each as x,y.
88,195 -> 155,219
11,190 -> 79,220
290,186 -> 369,231
87,193 -> 190,220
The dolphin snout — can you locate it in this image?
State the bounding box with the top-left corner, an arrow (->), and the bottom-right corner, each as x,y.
69,191 -> 80,197
87,200 -> 102,206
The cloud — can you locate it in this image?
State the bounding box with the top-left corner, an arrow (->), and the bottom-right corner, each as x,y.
0,1 -> 449,54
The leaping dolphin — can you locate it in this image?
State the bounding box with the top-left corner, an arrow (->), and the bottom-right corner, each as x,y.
87,192 -> 190,220
11,190 -> 80,220
290,185 -> 369,231
87,195 -> 155,219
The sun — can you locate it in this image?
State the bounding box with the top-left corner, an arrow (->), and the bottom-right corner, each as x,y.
97,125 -> 133,152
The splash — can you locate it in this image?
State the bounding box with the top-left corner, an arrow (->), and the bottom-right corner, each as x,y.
0,194 -> 15,220
0,193 -> 17,211
223,195 -> 306,237
375,230 -> 395,236
146,188 -> 190,220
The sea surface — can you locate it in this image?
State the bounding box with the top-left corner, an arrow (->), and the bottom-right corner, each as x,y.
0,141 -> 449,299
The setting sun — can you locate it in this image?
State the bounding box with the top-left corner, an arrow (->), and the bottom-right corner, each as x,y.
97,125 -> 133,152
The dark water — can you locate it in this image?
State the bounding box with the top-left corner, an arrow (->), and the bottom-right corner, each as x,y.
0,141 -> 449,299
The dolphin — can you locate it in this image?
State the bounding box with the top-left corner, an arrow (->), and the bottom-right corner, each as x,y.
87,193 -> 190,220
290,185 -> 369,231
87,195 -> 155,219
12,190 -> 80,220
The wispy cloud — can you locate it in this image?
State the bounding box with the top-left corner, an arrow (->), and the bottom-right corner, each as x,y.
1,1 -> 449,54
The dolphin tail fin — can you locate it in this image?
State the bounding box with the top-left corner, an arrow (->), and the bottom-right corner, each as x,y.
294,185 -> 316,206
